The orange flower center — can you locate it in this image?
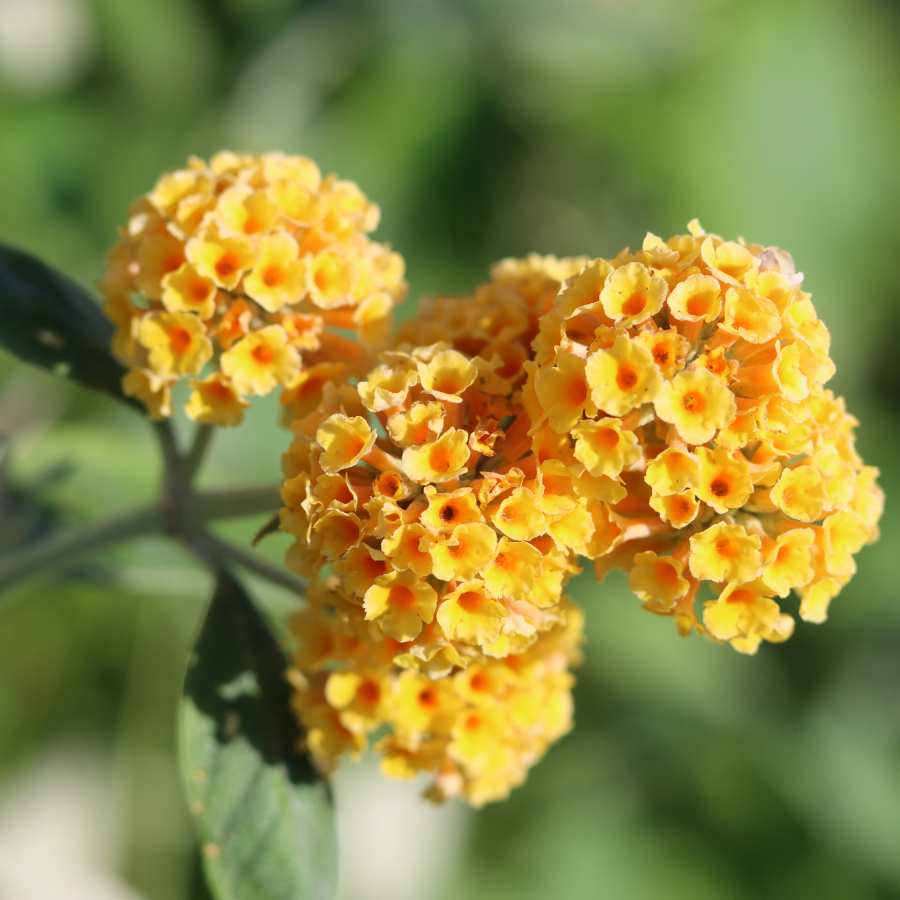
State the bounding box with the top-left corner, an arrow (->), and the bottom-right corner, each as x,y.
357,680 -> 381,706
252,343 -> 275,365
686,295 -> 711,317
567,377 -> 588,407
616,364 -> 638,391
388,585 -> 415,610
429,446 -> 451,474
189,280 -> 211,303
621,292 -> 647,317
681,391 -> 704,413
418,687 -> 438,709
216,252 -> 239,278
597,427 -> 620,450
457,590 -> 485,613
168,327 -> 193,354
709,476 -> 731,498
262,264 -> 283,287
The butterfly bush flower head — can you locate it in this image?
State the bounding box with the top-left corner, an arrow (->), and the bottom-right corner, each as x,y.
282,258 -> 589,804
527,221 -> 883,653
100,152 -> 407,425
279,229 -> 882,804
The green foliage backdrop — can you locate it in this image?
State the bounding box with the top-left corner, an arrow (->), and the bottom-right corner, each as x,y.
1,0 -> 899,898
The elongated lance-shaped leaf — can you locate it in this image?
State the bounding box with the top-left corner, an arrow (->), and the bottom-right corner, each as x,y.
181,570 -> 337,900
0,242 -> 135,405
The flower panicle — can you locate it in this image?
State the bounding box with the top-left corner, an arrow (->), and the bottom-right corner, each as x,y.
527,221 -> 883,654
101,151 -> 407,426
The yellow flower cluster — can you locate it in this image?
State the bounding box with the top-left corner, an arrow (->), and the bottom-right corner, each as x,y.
279,227 -> 882,803
527,221 -> 883,653
289,586 -> 582,806
100,152 -> 406,424
281,258 -> 591,803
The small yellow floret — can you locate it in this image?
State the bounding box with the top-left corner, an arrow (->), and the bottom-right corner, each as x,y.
689,522 -> 762,583
402,429 -> 470,484
161,264 -> 217,319
653,368 -> 736,446
437,582 -> 509,646
585,334 -> 662,416
629,551 -> 690,608
823,510 -> 869,577
694,447 -> 752,514
431,523 -> 498,582
418,349 -> 478,402
649,490 -> 699,528
185,231 -> 254,290
363,570 -> 438,641
572,418 -> 642,479
599,262 -> 667,327
534,353 -> 597,432
244,233 -> 307,313
316,414 -> 376,472
703,580 -> 781,642
761,528 -> 815,597
387,401 -> 445,446
667,273 -> 722,322
645,447 -> 700,496
185,373 -> 249,426
220,324 -> 300,396
493,488 -> 547,541
770,464 -> 827,523
382,523 -> 436,577
138,311 -> 213,378
483,538 -> 543,601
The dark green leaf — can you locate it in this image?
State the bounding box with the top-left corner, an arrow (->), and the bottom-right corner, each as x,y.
0,242 -> 135,405
181,570 -> 337,900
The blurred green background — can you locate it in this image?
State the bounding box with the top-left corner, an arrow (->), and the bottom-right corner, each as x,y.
1,0 -> 899,897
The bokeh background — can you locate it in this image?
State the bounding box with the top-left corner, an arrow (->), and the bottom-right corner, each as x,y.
1,0 -> 899,897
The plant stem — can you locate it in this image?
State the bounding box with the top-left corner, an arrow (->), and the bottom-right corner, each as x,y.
182,424 -> 214,484
190,485 -> 283,523
0,505 -> 164,595
0,484 -> 286,599
186,532 -> 306,595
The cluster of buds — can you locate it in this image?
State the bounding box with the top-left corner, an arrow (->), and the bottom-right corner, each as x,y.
527,221 -> 883,652
99,152 -> 406,424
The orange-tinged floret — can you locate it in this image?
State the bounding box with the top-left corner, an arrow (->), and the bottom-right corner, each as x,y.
364,570 -> 438,641
645,447 -> 701,496
629,551 -> 690,608
572,418 -> 642,479
599,261 -> 668,327
694,447 -> 752,514
137,311 -> 213,378
534,353 -> 596,432
437,582 -> 509,646
402,429 -> 471,484
653,368 -> 737,446
689,522 -> 762,584
185,373 -> 249,427
316,414 -> 376,472
761,528 -> 815,597
585,334 -> 662,417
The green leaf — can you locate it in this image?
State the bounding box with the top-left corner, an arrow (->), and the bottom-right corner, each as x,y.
0,242 -> 135,405
181,570 -> 337,900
